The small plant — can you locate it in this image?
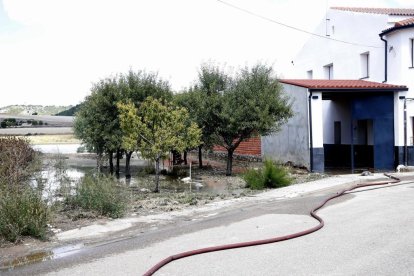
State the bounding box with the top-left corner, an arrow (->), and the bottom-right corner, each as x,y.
67,174 -> 127,218
0,188 -> 49,242
76,146 -> 86,153
243,159 -> 291,190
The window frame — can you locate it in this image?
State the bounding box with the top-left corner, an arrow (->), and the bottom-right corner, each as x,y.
410,38 -> 414,69
323,64 -> 333,80
360,52 -> 370,79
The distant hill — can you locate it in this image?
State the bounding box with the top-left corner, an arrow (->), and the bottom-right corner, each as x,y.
55,104 -> 82,116
0,105 -> 72,115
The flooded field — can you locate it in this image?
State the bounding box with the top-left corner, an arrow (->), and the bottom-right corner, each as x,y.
32,142 -> 246,206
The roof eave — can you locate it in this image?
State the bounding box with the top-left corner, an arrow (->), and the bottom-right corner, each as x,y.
380,24 -> 414,36
308,87 -> 408,92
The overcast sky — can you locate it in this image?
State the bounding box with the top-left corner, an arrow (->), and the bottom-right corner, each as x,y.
0,0 -> 413,106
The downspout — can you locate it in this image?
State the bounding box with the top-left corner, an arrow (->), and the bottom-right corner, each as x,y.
308,91 -> 314,172
379,34 -> 388,83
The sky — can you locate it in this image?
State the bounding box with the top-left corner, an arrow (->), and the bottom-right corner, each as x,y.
0,0 -> 413,106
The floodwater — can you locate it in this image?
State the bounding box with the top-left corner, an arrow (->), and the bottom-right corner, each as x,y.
33,144 -> 80,154
32,144 -> 215,202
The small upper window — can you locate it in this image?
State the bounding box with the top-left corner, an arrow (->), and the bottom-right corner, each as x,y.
326,18 -> 331,37
323,64 -> 333,80
307,70 -> 313,79
360,52 -> 369,79
410,38 -> 414,68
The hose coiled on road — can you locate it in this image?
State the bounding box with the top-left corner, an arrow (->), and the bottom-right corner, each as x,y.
143,173 -> 400,275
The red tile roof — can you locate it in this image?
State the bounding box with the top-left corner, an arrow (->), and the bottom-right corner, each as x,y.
279,79 -> 407,90
382,17 -> 414,34
395,17 -> 414,27
331,7 -> 414,16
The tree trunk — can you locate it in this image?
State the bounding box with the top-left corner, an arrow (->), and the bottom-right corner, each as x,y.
109,151 -> 114,175
154,158 -> 160,193
226,148 -> 234,176
96,153 -> 103,173
198,145 -> 203,169
115,148 -> 120,178
125,151 -> 133,179
183,151 -> 187,165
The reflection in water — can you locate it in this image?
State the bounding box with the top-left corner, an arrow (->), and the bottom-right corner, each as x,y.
0,243 -> 85,270
33,144 -> 81,154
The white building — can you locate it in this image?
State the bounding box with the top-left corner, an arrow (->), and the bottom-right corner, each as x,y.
263,7 -> 414,172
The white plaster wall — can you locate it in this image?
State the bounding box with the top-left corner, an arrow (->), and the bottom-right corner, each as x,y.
322,100 -> 351,144
291,9 -> 388,82
291,8 -> 414,148
387,28 -> 414,146
310,92 -> 323,147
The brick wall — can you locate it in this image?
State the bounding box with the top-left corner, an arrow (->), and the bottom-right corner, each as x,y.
213,137 -> 261,156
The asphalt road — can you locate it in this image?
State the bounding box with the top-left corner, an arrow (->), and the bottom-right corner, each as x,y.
4,180 -> 414,276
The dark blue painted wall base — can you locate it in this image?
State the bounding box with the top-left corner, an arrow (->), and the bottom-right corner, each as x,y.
324,144 -> 373,169
312,147 -> 324,173
395,146 -> 414,166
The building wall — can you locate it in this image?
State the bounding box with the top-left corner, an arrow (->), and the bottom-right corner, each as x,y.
291,9 -> 389,82
387,28 -> 414,146
291,8 -> 413,153
262,84 -> 310,168
213,137 -> 261,157
323,100 -> 352,144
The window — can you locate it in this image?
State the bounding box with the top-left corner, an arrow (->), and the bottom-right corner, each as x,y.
360,52 -> 369,79
307,70 -> 313,79
334,121 -> 341,145
410,38 -> 414,68
325,18 -> 331,37
323,64 -> 333,79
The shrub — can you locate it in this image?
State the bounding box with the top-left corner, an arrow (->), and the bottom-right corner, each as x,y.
76,146 -> 86,153
244,159 -> 291,190
0,188 -> 49,242
68,174 -> 127,218
0,137 -> 40,189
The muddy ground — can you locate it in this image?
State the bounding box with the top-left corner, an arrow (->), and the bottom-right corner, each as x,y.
0,152 -> 327,268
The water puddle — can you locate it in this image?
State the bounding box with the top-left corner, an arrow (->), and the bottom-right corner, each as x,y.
0,243 -> 85,271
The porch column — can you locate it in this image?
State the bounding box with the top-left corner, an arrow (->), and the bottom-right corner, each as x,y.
309,91 -> 324,172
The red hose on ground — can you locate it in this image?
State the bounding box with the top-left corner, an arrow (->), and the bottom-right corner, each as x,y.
143,173 -> 400,276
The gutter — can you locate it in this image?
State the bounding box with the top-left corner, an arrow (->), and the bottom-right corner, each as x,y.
379,33 -> 388,83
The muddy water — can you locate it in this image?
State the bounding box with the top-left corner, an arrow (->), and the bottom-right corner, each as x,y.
33,149 -> 221,203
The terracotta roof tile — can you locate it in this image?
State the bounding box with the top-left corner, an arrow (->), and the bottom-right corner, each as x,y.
279,79 -> 407,90
382,17 -> 414,34
331,7 -> 414,16
395,17 -> 414,27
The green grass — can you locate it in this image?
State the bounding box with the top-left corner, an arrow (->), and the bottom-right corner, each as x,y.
243,159 -> 292,190
67,174 -> 128,218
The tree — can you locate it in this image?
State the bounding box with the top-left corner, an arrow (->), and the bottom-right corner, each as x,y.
117,70 -> 172,177
214,64 -> 293,176
74,70 -> 173,178
74,76 -> 121,173
174,63 -> 229,168
118,97 -> 201,192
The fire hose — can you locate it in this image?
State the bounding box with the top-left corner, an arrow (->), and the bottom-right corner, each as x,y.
143,173 -> 401,275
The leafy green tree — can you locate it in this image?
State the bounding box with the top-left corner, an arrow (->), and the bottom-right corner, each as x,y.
174,64 -> 229,168
118,97 -> 201,192
74,70 -> 173,177
74,76 -> 121,173
117,70 -> 172,177
215,64 -> 293,176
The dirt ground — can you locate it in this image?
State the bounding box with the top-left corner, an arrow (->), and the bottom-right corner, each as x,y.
0,152 -> 327,269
